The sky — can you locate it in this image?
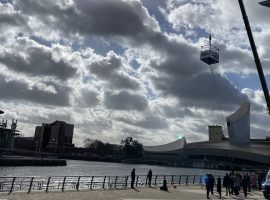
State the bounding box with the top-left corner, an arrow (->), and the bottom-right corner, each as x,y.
0,0 -> 270,147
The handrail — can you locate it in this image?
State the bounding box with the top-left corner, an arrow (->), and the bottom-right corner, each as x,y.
0,174 -> 257,194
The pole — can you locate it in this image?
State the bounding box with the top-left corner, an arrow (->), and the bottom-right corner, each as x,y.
238,0 -> 270,114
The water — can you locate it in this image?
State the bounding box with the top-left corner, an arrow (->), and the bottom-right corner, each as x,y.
0,160 -> 228,177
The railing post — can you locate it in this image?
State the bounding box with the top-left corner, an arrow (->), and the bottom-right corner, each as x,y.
114,176 -> 118,188
179,175 -> 181,185
171,175 -> 174,185
90,176 -> 94,189
102,176 -> 106,189
193,175 -> 195,184
9,177 -> 16,194
135,176 -> 139,187
154,175 -> 157,186
125,176 -> 128,188
28,177 -> 34,193
108,176 -> 111,188
46,177 -> 51,193
62,176 -> 66,192
186,176 -> 188,186
76,176 -> 81,191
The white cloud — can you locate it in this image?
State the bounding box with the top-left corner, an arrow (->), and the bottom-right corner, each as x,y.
0,0 -> 269,148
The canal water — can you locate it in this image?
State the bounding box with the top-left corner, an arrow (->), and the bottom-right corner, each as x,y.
0,160 -> 229,177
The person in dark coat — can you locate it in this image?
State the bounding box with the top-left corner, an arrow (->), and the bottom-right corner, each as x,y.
147,169 -> 152,187
242,175 -> 248,197
229,173 -> 235,195
160,179 -> 168,191
246,173 -> 251,192
131,168 -> 135,188
217,177 -> 222,199
205,174 -> 211,199
209,174 -> 215,195
223,173 -> 230,196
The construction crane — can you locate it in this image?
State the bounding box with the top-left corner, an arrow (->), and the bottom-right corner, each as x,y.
259,0 -> 270,7
238,0 -> 270,114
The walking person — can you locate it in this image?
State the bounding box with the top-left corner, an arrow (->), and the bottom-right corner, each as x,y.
217,177 -> 222,199
131,168 -> 136,188
229,173 -> 235,195
242,175 -> 248,197
234,174 -> 241,196
205,174 -> 211,199
147,169 -> 152,187
223,173 -> 230,196
246,173 -> 251,192
251,175 -> 257,190
210,174 -> 215,195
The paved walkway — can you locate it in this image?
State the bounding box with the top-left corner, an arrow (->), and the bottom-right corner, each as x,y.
0,186 -> 266,200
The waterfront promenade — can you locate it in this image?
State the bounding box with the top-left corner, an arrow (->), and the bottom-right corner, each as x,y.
0,186 -> 265,200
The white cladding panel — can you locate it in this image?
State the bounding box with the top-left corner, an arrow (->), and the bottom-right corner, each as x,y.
226,103 -> 250,146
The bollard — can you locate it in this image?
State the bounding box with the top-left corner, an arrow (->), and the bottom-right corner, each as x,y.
154,175 -> 157,186
28,177 -> 34,193
136,176 -> 139,187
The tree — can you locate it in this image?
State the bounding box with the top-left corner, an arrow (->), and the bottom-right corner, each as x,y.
121,137 -> 143,159
83,138 -> 94,149
83,139 -> 105,155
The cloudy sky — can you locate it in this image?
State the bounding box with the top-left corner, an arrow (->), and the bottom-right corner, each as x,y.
0,0 -> 270,147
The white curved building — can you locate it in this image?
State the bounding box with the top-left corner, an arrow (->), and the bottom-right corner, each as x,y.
226,102 -> 250,146
144,137 -> 187,152
142,102 -> 270,169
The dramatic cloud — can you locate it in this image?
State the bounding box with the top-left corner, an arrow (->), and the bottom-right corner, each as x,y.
104,91 -> 148,111
89,51 -> 140,90
0,0 -> 269,147
0,74 -> 71,106
0,37 -> 80,80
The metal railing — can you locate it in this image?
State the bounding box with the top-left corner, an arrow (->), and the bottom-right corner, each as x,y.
0,174 -> 225,194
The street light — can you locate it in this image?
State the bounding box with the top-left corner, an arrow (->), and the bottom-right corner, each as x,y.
259,0 -> 270,7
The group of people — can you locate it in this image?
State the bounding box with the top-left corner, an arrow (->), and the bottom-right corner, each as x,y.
130,169 -> 168,191
131,168 -> 153,188
205,172 -> 260,199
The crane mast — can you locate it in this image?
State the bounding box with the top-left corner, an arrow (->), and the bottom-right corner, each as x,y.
238,0 -> 270,114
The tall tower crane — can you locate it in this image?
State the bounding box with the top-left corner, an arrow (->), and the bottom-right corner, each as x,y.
238,0 -> 270,114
